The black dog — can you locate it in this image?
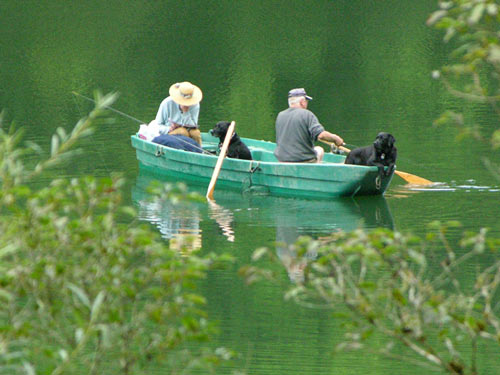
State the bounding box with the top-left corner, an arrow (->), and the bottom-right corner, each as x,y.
344,132 -> 397,178
209,121 -> 252,160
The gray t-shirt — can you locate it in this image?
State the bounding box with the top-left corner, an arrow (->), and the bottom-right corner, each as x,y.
274,107 -> 325,162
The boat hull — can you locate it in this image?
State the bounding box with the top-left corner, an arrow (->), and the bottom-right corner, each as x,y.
131,133 -> 393,199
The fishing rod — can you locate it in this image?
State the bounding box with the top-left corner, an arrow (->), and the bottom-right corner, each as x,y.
72,91 -> 147,124
72,91 -> 211,155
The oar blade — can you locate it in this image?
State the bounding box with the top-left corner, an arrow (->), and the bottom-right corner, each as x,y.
394,170 -> 433,185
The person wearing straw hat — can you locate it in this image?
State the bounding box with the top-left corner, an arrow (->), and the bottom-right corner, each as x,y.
274,88 -> 344,163
155,81 -> 203,145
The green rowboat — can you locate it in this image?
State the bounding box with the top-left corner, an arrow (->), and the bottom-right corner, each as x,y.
131,133 -> 394,199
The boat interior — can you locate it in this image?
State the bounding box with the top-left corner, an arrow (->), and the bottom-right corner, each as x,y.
200,135 -> 346,164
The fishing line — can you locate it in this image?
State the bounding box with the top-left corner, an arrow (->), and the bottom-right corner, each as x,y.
72,91 -> 212,155
72,92 -> 113,174
72,91 -> 146,124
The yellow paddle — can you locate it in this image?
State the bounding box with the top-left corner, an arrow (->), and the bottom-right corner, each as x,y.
206,121 -> 236,200
323,141 -> 433,185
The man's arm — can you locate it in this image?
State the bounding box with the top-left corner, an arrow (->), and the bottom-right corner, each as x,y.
155,98 -> 168,125
318,130 -> 344,146
154,98 -> 172,134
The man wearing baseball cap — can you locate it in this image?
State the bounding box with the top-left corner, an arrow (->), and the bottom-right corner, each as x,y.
274,88 -> 344,163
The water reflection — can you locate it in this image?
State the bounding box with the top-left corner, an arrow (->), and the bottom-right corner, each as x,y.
132,168 -> 237,252
132,168 -> 394,280
271,195 -> 394,283
132,179 -> 203,255
276,228 -> 318,284
207,200 -> 235,242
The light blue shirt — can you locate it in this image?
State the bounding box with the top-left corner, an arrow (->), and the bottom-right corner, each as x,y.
155,96 -> 200,133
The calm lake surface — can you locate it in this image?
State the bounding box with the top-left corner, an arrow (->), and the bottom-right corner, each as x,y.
2,1 -> 500,374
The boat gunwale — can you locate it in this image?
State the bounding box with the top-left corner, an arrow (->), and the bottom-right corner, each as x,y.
131,134 -> 383,173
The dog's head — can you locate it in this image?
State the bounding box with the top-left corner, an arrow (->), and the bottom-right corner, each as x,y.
209,121 -> 231,140
373,132 -> 395,154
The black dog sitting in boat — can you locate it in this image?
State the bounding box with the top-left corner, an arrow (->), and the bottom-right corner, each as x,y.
344,132 -> 397,178
209,121 -> 253,160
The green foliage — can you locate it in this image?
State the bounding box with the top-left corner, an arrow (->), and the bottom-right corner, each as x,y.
0,93 -> 237,374
244,4 -> 500,374
246,224 -> 500,375
428,0 -> 500,153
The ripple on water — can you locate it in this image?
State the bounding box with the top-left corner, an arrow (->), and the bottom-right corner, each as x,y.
391,179 -> 500,195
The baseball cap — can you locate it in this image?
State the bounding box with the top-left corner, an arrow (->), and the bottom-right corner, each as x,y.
288,88 -> 313,100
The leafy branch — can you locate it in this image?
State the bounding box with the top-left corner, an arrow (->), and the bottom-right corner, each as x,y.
428,0 -> 500,152
245,224 -> 500,375
0,93 -> 239,374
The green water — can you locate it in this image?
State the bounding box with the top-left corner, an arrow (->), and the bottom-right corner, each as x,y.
2,1 -> 500,374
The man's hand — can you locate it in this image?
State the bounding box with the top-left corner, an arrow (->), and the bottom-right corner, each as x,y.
332,134 -> 344,146
318,131 -> 344,147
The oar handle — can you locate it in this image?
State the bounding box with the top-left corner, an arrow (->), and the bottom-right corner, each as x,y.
320,139 -> 351,154
338,145 -> 351,153
206,121 -> 236,200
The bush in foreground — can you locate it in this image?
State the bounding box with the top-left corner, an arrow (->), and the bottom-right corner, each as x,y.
0,93 -> 235,375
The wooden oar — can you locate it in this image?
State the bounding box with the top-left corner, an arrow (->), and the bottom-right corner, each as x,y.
323,141 -> 433,185
206,121 -> 236,200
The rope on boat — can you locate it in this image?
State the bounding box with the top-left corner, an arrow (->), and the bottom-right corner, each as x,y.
351,185 -> 362,197
375,175 -> 381,190
249,161 -> 261,174
242,161 -> 261,190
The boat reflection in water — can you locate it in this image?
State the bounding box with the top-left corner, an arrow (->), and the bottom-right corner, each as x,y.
271,194 -> 394,283
132,166 -> 394,279
132,176 -> 203,255
132,168 -> 240,253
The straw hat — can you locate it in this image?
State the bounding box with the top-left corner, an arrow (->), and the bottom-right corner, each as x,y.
169,81 -> 203,106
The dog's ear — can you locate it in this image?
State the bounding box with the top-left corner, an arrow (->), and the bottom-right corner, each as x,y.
388,134 -> 395,147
